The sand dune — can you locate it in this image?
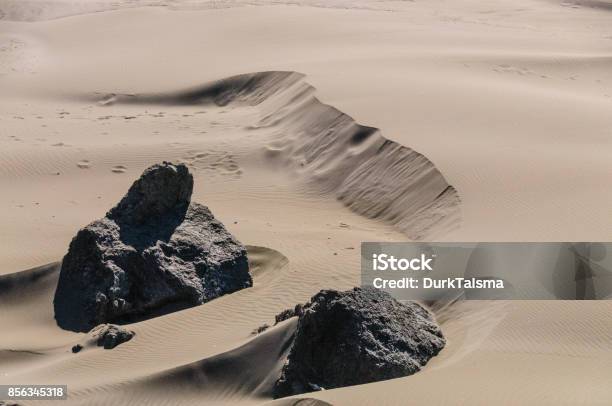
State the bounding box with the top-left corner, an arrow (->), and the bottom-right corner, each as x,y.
135,318 -> 297,401
89,71 -> 460,239
3,258 -> 612,405
1,0 -> 612,405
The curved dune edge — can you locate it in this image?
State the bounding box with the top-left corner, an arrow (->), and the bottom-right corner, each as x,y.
131,318 -> 298,401
0,246 -> 289,344
0,246 -> 302,405
96,71 -> 461,240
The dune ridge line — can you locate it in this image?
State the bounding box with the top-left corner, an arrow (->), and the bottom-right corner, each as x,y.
94,71 -> 461,240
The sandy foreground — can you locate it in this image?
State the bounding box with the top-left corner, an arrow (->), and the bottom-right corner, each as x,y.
1,1 -> 612,405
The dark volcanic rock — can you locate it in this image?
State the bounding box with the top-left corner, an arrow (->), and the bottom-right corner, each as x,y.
54,162 -> 251,332
274,287 -> 445,398
274,303 -> 304,325
90,324 -> 135,349
107,161 -> 193,225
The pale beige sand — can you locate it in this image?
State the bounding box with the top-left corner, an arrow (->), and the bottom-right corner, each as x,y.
1,1 -> 612,405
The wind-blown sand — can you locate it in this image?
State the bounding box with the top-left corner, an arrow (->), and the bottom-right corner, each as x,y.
1,1 -> 612,405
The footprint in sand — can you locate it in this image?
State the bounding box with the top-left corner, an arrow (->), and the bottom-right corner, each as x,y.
77,160 -> 91,169
182,150 -> 242,179
98,93 -> 117,106
493,64 -> 533,76
111,165 -> 127,174
560,2 -> 581,8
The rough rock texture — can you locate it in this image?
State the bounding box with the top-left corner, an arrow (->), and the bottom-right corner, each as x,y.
274,303 -> 304,325
274,287 -> 445,398
54,162 -> 251,332
90,324 -> 135,349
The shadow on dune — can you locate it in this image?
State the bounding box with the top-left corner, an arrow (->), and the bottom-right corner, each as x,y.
554,0 -> 612,11
0,262 -> 60,303
137,318 -> 298,401
92,71 -> 301,107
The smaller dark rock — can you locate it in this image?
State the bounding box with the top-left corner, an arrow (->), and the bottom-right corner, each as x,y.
90,324 -> 135,350
251,323 -> 270,335
273,287 -> 446,398
71,344 -> 83,353
274,303 -> 304,325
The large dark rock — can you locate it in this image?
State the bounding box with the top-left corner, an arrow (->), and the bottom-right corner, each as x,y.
54,162 -> 251,332
274,287 -> 445,398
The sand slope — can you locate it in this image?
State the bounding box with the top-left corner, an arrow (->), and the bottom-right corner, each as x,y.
1,1 -> 612,405
95,71 -> 460,239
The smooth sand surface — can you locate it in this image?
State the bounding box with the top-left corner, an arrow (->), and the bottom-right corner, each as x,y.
1,1 -> 612,405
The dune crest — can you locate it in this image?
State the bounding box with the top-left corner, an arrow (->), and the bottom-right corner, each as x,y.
97,71 -> 461,239
254,73 -> 461,240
